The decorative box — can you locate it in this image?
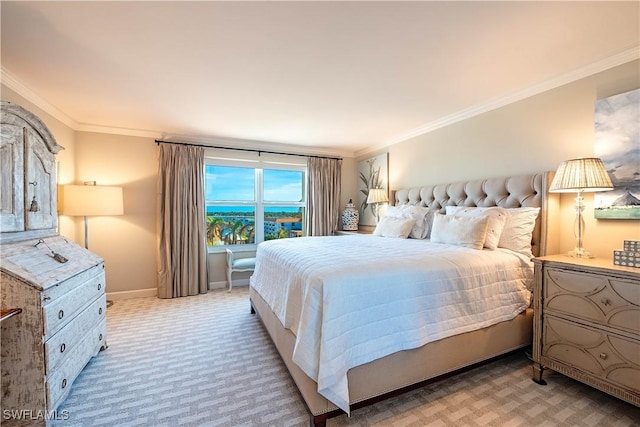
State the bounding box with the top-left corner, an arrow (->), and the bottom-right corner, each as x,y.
613,250 -> 640,268
624,240 -> 640,252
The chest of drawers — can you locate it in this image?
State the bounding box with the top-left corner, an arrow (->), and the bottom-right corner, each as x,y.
532,255 -> 639,406
1,236 -> 107,424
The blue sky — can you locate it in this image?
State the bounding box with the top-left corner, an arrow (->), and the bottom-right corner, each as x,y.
205,165 -> 303,202
206,206 -> 301,213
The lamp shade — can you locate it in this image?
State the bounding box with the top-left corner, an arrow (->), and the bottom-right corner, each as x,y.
366,188 -> 389,204
549,157 -> 614,193
60,185 -> 124,216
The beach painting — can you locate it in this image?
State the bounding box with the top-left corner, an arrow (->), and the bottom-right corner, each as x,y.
594,88 -> 640,219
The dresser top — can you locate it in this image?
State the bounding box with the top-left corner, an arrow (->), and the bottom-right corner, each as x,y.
0,236 -> 103,290
534,254 -> 640,278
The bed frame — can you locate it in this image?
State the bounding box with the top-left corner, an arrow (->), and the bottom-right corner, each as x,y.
250,172 -> 559,426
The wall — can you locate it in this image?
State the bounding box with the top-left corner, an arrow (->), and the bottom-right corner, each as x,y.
362,60 -> 640,259
2,84 -> 357,296
73,136 -> 357,295
73,132 -> 158,297
4,58 -> 637,295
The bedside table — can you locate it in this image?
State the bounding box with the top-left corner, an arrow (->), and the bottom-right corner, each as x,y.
335,226 -> 374,235
532,255 -> 639,407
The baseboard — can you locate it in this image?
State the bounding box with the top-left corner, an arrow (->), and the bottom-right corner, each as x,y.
107,282 -> 249,299
107,288 -> 157,300
209,279 -> 250,290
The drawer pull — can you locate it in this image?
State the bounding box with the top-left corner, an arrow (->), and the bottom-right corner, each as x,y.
43,296 -> 51,301
99,307 -> 103,315
60,343 -> 66,353
599,353 -> 608,360
99,333 -> 103,341
61,378 -> 67,389
58,310 -> 64,320
98,283 -> 102,291
601,298 -> 611,306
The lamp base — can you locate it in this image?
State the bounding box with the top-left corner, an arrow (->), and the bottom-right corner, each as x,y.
566,247 -> 594,259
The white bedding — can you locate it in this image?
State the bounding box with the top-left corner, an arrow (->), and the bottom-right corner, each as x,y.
249,234 -> 533,414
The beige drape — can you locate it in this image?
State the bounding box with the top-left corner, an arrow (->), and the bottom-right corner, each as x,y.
157,144 -> 208,298
306,157 -> 342,236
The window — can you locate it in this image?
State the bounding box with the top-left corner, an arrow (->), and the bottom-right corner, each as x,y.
205,159 -> 306,248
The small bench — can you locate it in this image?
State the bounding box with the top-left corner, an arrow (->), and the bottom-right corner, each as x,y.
225,249 -> 256,291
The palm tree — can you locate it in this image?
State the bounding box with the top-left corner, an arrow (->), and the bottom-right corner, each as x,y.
223,220 -> 245,245
206,217 -> 225,246
238,224 -> 255,244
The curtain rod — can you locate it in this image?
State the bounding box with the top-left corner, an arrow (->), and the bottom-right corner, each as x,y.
155,139 -> 342,161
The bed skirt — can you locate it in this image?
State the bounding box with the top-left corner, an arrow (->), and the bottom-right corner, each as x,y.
249,286 -> 533,426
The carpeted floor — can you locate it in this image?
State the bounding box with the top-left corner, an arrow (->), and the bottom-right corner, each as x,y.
54,288 -> 640,426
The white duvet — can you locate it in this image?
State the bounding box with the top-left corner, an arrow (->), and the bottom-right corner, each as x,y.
249,234 -> 533,414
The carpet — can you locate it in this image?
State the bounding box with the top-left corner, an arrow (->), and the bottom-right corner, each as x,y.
54,288 -> 640,426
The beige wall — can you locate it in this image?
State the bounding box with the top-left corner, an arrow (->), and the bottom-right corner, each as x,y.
3,58 -> 638,295
73,132 -> 158,295
1,85 -> 358,295
361,60 -> 640,259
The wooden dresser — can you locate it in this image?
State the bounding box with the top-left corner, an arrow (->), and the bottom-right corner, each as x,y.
532,255 -> 639,406
1,238 -> 107,421
1,101 -> 108,425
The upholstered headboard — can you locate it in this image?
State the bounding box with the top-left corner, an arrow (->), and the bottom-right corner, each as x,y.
393,173 -> 558,257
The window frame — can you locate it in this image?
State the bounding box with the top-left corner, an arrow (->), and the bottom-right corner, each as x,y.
204,155 -> 307,253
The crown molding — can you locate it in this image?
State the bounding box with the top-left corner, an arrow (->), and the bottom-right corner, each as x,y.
1,66 -> 354,156
4,44 -> 638,160
355,45 -> 640,158
76,123 -> 162,139
2,67 -> 79,129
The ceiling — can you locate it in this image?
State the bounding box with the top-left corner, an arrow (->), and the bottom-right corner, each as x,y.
1,1 -> 638,157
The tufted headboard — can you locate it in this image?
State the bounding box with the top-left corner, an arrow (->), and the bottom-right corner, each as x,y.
393,172 -> 558,257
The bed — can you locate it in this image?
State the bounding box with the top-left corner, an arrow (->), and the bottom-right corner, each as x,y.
249,172 -> 559,426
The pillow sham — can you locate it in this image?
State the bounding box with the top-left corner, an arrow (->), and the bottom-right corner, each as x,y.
373,216 -> 416,238
445,206 -> 509,250
498,207 -> 541,258
385,205 -> 434,239
430,213 -> 489,250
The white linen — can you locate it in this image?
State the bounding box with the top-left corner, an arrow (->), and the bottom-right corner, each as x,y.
250,234 -> 533,414
373,215 -> 415,238
498,207 -> 541,258
430,213 -> 489,250
385,205 -> 434,239
445,206 -> 509,250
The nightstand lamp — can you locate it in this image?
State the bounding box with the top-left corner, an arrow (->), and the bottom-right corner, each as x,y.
366,188 -> 388,224
549,157 -> 613,258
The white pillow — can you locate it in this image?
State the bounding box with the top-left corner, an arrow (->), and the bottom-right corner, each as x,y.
385,205 -> 434,239
430,213 -> 489,250
445,206 -> 509,250
498,207 -> 541,258
373,216 -> 416,238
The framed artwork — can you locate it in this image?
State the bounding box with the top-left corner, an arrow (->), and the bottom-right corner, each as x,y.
594,88 -> 640,219
357,152 -> 388,226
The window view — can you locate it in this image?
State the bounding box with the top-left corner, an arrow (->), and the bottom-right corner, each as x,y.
205,164 -> 305,247
206,206 -> 256,246
264,206 -> 304,240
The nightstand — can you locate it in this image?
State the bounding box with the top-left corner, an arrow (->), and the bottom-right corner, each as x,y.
532,255 -> 639,407
335,227 -> 374,235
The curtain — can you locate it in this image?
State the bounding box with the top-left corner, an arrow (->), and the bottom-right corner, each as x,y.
306,157 -> 342,236
157,144 -> 208,298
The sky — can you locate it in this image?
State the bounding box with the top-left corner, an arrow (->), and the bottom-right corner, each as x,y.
205,165 -> 304,203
